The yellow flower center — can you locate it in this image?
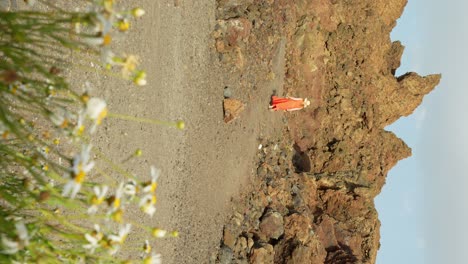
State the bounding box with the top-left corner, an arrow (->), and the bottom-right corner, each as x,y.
119,234 -> 128,244
81,93 -> 90,103
103,34 -> 112,46
77,125 -> 85,136
150,182 -> 157,193
100,238 -> 110,248
118,20 -> 130,32
143,242 -> 151,254
111,209 -> 123,223
97,108 -> 108,125
9,85 -> 17,94
91,195 -> 104,206
74,169 -> 86,184
60,119 -> 69,129
113,198 -> 121,209
91,195 -> 98,205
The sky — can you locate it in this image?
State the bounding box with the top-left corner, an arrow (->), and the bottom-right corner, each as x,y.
375,0 -> 468,263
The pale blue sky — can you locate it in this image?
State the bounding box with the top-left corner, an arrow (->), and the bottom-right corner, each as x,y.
375,0 -> 468,263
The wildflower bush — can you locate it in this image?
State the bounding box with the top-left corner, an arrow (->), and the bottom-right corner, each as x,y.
0,1 -> 181,263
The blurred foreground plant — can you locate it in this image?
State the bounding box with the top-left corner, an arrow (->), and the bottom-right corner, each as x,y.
0,1 -> 181,263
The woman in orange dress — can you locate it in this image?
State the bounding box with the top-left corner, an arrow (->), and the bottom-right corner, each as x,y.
269,96 -> 310,111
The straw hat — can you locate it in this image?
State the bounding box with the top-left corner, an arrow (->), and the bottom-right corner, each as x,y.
304,98 -> 311,108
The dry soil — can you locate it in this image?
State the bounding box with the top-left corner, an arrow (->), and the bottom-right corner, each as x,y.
92,1 -> 285,263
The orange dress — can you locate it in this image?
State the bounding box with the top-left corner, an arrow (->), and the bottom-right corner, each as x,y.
270,96 -> 305,111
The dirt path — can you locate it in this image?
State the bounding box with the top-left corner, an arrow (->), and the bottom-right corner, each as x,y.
93,1 -> 285,263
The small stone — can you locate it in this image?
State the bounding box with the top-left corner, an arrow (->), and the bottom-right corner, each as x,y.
216,40 -> 226,52
218,246 -> 234,264
224,86 -> 232,98
264,244 -> 274,253
259,211 -> 284,240
235,236 -> 248,253
257,165 -> 267,177
233,212 -> 244,226
247,237 -> 254,251
223,227 -> 237,250
250,247 -> 274,264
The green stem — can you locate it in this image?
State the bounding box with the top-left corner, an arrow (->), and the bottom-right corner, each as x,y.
108,113 -> 183,129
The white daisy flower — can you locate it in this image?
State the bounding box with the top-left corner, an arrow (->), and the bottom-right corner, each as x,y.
109,182 -> 125,212
83,233 -> 99,253
73,111 -> 85,136
83,225 -> 103,253
88,185 -> 109,214
95,13 -> 113,35
62,145 -> 95,199
109,224 -> 131,244
85,98 -> 107,133
143,239 -> 151,254
139,194 -> 156,217
123,180 -> 137,198
101,49 -> 116,67
50,108 -> 72,129
142,166 -> 160,193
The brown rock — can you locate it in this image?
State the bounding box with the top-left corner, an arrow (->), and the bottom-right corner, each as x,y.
225,18 -> 252,46
386,41 -> 404,73
215,18 -> 252,52
376,72 -> 441,127
234,236 -> 248,256
284,213 -> 312,243
287,245 -> 312,264
223,227 -> 237,250
250,246 -> 274,264
223,98 -> 245,123
314,215 -> 338,249
259,211 -> 284,240
247,237 -> 254,251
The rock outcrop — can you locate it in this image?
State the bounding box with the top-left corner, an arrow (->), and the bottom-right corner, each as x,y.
213,0 -> 440,263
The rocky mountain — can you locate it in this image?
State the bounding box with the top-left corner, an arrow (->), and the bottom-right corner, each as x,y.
214,0 -> 440,263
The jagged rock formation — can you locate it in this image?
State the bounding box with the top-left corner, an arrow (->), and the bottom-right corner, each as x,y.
213,0 -> 440,263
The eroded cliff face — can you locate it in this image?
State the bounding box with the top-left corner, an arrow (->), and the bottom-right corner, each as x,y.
214,0 -> 440,263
